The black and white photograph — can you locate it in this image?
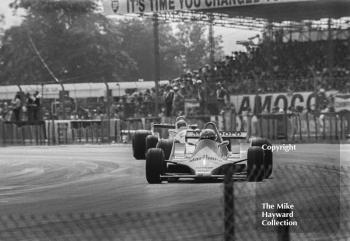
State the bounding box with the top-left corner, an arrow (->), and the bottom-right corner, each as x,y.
0,0 -> 349,240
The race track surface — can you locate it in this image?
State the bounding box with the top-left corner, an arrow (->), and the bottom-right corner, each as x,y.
0,144 -> 349,241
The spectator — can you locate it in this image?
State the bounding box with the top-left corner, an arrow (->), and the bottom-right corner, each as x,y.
12,92 -> 22,122
26,92 -> 36,122
172,86 -> 184,116
33,91 -> 41,121
216,82 -> 228,109
164,86 -> 174,117
2,102 -> 11,121
195,79 -> 206,114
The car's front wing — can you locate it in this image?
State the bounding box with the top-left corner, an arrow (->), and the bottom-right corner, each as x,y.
160,172 -> 247,180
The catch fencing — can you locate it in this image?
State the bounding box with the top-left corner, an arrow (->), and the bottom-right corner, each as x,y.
0,164 -> 348,240
222,163 -> 349,241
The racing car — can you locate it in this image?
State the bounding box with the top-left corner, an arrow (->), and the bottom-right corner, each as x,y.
132,117 -> 197,160
145,122 -> 273,183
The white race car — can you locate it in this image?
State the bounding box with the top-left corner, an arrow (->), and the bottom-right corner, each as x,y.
145,122 -> 273,183
132,117 -> 196,160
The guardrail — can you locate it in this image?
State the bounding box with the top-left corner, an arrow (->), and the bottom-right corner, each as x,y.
0,119 -> 122,146
0,121 -> 46,146
0,111 -> 349,146
46,119 -> 121,144
218,110 -> 350,142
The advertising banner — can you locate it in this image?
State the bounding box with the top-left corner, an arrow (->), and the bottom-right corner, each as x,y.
334,93 -> 350,112
230,91 -> 317,114
102,0 -> 310,15
230,90 -> 350,114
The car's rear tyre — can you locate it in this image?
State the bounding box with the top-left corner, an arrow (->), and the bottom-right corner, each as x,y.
146,148 -> 165,184
251,137 -> 273,178
132,130 -> 152,160
247,146 -> 264,182
146,135 -> 158,151
156,139 -> 173,160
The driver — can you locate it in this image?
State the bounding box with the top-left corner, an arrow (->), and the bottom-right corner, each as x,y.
176,119 -> 187,130
174,119 -> 188,143
199,129 -> 217,141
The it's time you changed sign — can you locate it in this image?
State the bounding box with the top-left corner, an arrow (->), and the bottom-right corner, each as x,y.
102,0 -> 310,14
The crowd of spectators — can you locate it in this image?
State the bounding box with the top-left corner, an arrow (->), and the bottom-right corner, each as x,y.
2,35 -> 348,121
210,38 -> 349,94
63,36 -> 349,119
0,91 -> 41,122
114,37 -> 349,118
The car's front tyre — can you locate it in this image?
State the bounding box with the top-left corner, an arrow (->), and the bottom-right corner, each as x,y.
146,148 -> 165,184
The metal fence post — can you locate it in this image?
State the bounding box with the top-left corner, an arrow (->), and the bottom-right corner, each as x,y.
259,114 -> 263,137
0,121 -> 4,146
277,208 -> 291,241
51,119 -> 56,145
306,112 -> 310,140
272,115 -> 276,140
335,113 -> 338,140
224,165 -> 234,241
314,114 -> 318,141
340,114 -> 344,140
298,113 -> 302,141
322,116 -> 326,140
284,113 -> 288,141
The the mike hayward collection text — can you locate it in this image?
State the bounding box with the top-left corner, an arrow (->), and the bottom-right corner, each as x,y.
261,202 -> 298,226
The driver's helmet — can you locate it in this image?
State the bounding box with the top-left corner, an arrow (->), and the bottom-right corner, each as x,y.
176,119 -> 187,129
199,129 -> 216,141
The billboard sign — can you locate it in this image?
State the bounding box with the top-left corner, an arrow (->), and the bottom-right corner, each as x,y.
230,90 -> 350,114
102,0 -> 311,15
230,91 -> 316,114
334,93 -> 350,112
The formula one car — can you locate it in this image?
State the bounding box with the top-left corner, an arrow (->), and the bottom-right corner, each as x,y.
145,122 -> 273,183
132,117 -> 197,160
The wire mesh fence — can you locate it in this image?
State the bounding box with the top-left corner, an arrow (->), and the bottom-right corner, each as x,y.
0,163 -> 348,241
223,162 -> 350,241
0,211 -> 224,241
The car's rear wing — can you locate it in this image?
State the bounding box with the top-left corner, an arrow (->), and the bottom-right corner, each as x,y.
153,124 -> 175,129
152,123 -> 198,130
185,130 -> 247,139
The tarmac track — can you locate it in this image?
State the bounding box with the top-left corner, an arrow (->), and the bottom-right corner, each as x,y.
0,144 -> 349,241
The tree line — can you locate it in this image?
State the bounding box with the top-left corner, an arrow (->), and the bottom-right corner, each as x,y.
0,0 -> 223,85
